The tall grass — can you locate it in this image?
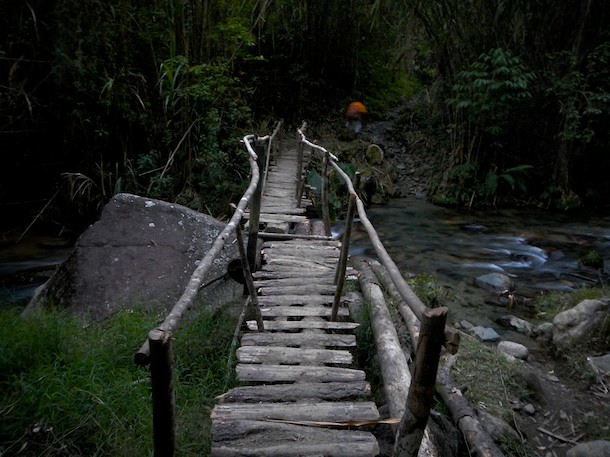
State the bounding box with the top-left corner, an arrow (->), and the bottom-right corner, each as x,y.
0,305 -> 238,456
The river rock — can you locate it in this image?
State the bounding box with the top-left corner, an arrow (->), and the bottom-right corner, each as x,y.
475,273 -> 514,292
497,341 -> 529,360
552,299 -> 610,347
533,322 -> 554,342
471,326 -> 501,342
23,193 -> 241,321
566,440 -> 610,457
495,314 -> 533,336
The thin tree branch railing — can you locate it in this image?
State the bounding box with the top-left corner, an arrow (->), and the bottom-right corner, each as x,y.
135,127 -> 279,366
297,127 -> 460,355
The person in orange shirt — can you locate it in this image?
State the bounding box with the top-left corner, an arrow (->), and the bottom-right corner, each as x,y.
346,101 -> 368,134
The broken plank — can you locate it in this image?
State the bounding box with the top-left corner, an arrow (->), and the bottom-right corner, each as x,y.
237,346 -> 353,365
240,332 -> 356,348
215,381 -> 371,403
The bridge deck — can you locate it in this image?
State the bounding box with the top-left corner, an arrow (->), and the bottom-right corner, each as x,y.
211,148 -> 380,456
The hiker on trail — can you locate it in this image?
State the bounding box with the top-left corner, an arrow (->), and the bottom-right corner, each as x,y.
346,101 -> 367,134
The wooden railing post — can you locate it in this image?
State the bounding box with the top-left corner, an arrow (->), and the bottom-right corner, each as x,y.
295,140 -> 305,201
393,307 -> 448,457
245,139 -> 266,294
332,172 -> 360,320
149,329 -> 175,457
236,223 -> 264,331
321,150 -> 331,236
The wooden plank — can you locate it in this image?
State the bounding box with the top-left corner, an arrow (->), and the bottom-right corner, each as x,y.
262,248 -> 339,259
246,320 -> 357,331
236,363 -> 366,383
258,284 -> 337,296
256,295 -> 336,306
211,420 -> 379,457
262,242 -> 341,251
240,332 -> 356,348
237,346 -> 353,365
253,277 -> 336,287
265,258 -> 336,269
260,305 -> 347,317
216,381 -> 371,403
212,401 -> 379,422
253,269 -> 333,279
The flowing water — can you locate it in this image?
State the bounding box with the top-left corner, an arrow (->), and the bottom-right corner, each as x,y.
339,196 -> 610,330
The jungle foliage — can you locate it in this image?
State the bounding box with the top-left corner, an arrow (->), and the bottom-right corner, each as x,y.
1,0 -> 609,234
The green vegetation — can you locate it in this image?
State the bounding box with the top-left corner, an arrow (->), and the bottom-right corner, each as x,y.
0,306 -> 238,456
1,1 -> 610,229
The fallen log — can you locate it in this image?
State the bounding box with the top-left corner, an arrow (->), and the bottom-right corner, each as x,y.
436,355 -> 506,457
353,257 -> 438,457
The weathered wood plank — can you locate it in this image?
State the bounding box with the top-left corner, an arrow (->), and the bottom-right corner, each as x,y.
246,320 -> 357,331
253,277 -> 335,287
256,295 -> 336,306
237,346 -> 353,365
253,269 -> 333,279
262,248 -> 339,259
240,332 -> 356,348
265,258 -> 335,269
236,363 -> 366,383
258,284 -> 337,296
216,381 -> 371,403
212,401 -> 379,422
260,305 -> 348,317
211,420 -> 379,457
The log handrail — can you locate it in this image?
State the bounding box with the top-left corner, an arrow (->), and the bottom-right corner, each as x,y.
297,125 -> 460,355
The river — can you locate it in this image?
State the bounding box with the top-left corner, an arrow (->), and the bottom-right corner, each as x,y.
340,196 -> 610,329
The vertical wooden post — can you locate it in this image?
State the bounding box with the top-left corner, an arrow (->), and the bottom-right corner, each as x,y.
295,140 -> 304,201
236,223 -> 264,331
245,139 -> 265,294
321,150 -> 331,236
149,329 -> 175,457
393,307 -> 448,457
332,173 -> 360,321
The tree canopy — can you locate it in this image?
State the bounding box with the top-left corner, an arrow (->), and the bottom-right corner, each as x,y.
1,0 -> 609,233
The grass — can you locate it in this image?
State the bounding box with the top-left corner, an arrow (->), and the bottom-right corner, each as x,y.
0,304 -> 239,456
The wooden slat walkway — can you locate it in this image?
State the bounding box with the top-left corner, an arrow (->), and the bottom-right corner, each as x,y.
211,148 -> 380,456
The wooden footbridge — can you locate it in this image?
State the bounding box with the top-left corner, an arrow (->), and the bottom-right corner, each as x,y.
134,123 -> 489,457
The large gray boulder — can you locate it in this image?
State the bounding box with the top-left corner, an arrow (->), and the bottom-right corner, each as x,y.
23,193 -> 241,321
552,299 -> 610,347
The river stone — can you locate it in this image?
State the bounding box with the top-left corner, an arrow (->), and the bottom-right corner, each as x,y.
566,440 -> 610,457
475,273 -> 514,292
552,299 -> 610,347
471,326 -> 501,342
23,193 -> 241,321
533,322 -> 554,341
497,341 -> 529,360
495,314 -> 533,336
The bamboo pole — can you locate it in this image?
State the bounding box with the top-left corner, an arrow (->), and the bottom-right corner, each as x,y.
246,139 -> 265,294
149,329 -> 175,457
393,307 -> 448,457
331,172 -> 360,321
